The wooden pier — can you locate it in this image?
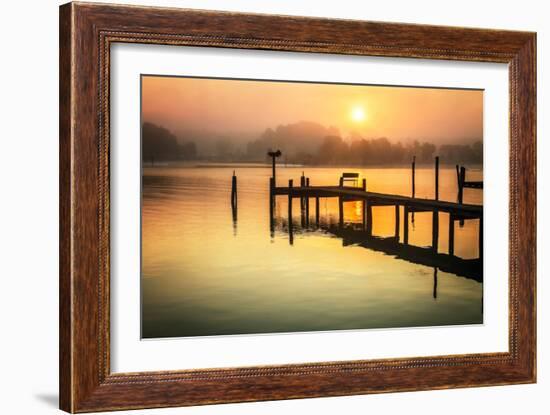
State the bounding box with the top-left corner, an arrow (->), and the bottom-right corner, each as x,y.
263,150 -> 482,261
270,175 -> 482,259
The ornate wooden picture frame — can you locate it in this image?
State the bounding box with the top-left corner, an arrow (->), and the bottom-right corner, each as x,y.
59,2 -> 536,412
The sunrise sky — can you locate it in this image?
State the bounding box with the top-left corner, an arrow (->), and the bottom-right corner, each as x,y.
141,75 -> 483,143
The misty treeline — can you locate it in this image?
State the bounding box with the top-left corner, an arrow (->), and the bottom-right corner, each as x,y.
142,120 -> 482,165
142,122 -> 197,162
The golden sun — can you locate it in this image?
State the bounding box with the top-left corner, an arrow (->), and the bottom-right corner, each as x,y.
351,106 -> 366,122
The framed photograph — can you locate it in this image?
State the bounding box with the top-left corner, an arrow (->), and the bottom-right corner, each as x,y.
59,2 -> 536,412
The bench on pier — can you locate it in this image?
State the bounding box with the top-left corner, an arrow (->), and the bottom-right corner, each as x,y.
340,172 -> 360,187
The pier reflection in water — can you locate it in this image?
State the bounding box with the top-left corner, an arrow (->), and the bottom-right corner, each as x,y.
142,165 -> 483,338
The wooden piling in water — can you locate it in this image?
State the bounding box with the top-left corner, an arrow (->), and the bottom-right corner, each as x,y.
395,205 -> 400,240
448,214 -> 455,255
432,210 -> 439,252
269,177 -> 274,229
231,171 -> 237,207
288,179 -> 293,220
404,206 -> 409,245
458,166 -> 466,227
315,197 -> 320,226
458,166 -> 466,204
288,179 -> 294,244
366,203 -> 373,236
305,178 -> 310,224
300,175 -> 306,213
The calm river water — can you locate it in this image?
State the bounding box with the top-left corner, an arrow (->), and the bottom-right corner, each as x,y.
142,165 -> 483,338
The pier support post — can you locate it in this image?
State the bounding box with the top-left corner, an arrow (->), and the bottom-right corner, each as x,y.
366,202 -> 373,236
305,178 -> 310,226
362,178 -> 367,191
315,197 -> 320,227
448,213 -> 455,255
288,179 -> 294,245
458,166 -> 466,227
458,166 -> 466,204
404,206 -> 409,245
231,171 -> 237,207
269,177 -> 275,233
395,205 -> 400,240
432,210 -> 439,252
267,149 -> 281,187
300,174 -> 305,214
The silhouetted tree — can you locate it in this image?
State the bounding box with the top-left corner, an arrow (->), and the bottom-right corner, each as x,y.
142,122 -> 198,163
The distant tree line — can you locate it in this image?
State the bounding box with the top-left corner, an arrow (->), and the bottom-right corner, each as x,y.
315,136 -> 437,165
246,121 -> 340,161
142,121 -> 482,166
142,122 -> 197,163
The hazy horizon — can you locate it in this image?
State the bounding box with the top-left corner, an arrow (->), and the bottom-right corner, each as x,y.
142,75 -> 483,146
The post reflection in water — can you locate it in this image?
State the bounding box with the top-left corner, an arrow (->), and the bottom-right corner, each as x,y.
141,165 -> 483,339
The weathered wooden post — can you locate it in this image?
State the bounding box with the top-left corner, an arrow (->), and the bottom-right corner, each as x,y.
315,197 -> 320,227
305,178 -> 310,226
434,156 -> 440,200
300,173 -> 306,216
362,178 -> 367,191
448,213 -> 455,255
339,176 -> 344,187
404,206 -> 409,245
267,149 -> 281,186
366,202 -> 373,236
395,205 -> 400,240
411,156 -> 416,226
288,179 -> 294,245
432,210 -> 439,252
431,160 -> 440,250
232,200 -> 238,236
269,176 -> 275,231
231,171 -> 237,207
458,166 -> 466,227
458,166 -> 466,204
288,179 -> 293,219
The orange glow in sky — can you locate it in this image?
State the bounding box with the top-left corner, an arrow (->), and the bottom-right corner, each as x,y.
141,76 -> 483,143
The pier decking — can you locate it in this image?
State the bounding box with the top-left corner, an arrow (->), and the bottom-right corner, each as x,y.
273,185 -> 482,216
